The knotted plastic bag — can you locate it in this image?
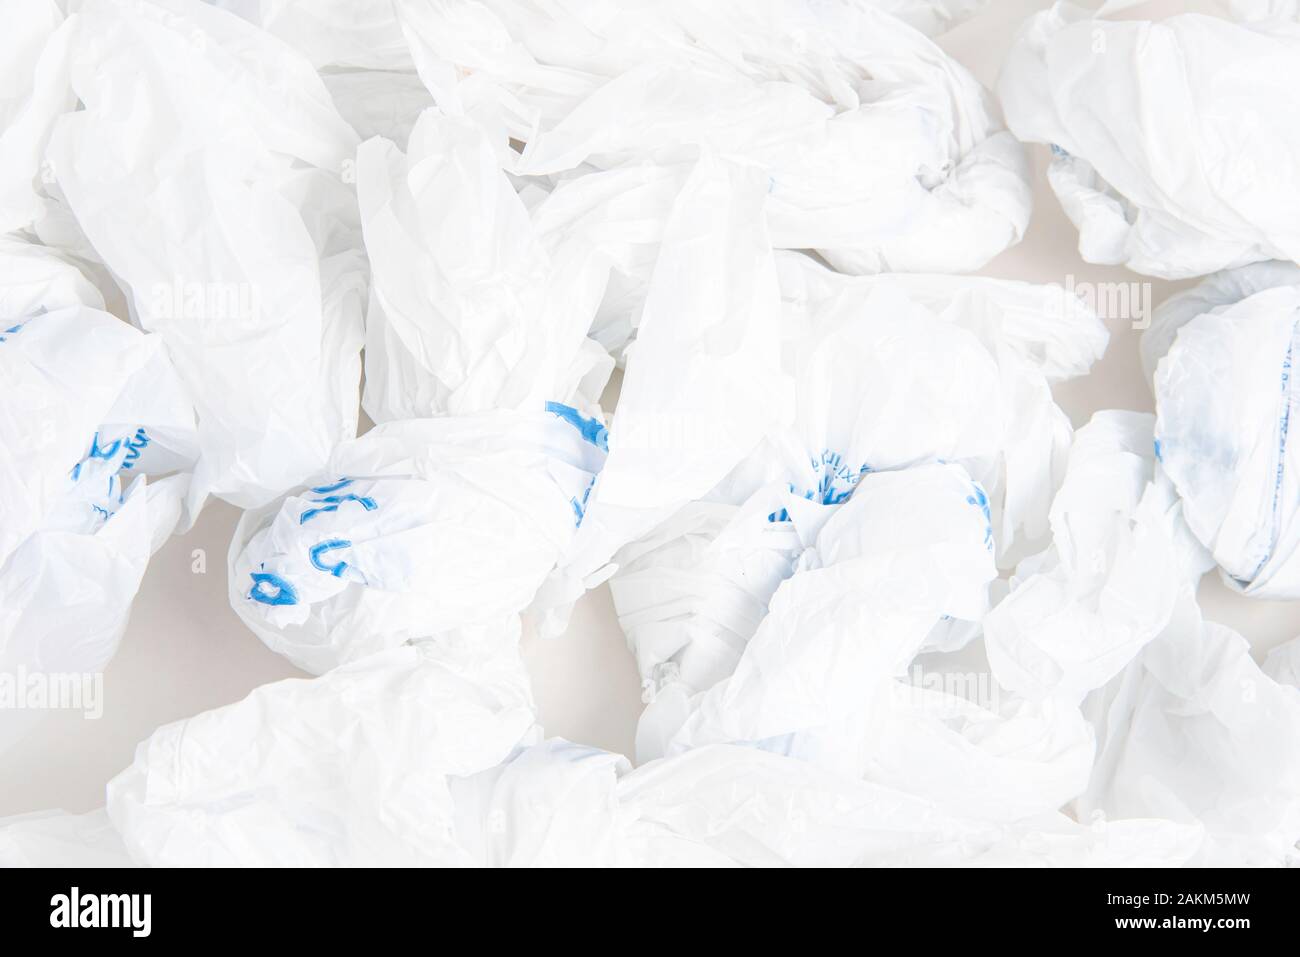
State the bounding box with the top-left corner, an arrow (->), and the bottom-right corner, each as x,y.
229,408 -> 606,674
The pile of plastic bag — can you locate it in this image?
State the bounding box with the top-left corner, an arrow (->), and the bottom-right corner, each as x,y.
0,0 -> 1297,868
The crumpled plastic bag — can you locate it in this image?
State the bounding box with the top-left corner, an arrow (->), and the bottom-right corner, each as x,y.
975,404 -> 1300,865
773,255 -> 1107,562
620,743 -> 1200,867
557,162 -> 1094,613
643,463 -> 1101,825
355,0 -> 1034,456
0,247 -> 197,751
1079,596 -> 1300,866
999,2 -> 1300,278
1139,261 -> 1300,385
107,638 -> 539,866
661,462 -> 998,762
228,408 -> 605,674
608,256 -> 1105,761
450,736 -> 1197,867
45,0 -> 365,513
101,636 -> 1202,867
1144,266 -> 1300,597
0,302 -> 195,660
394,0 -> 1031,275
984,411 -> 1213,703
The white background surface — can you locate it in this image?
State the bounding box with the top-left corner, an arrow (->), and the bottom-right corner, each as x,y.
4,0 -> 1297,818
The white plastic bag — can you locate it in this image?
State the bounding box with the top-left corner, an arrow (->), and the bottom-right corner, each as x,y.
46,0 -> 364,512
395,0 -> 1031,274
451,734 -> 1199,867
774,257 -> 1108,562
621,743 -> 1200,867
107,640 -> 539,867
1147,269 -> 1300,597
98,616 -> 1205,867
1,273 -> 196,750
984,411 -> 1213,703
0,245 -> 196,581
650,463 -> 1097,827
102,642 -> 1201,866
663,462 -> 997,756
1080,598 -> 1300,866
228,409 -> 606,674
609,258 -> 1105,761
1000,3 -> 1300,277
